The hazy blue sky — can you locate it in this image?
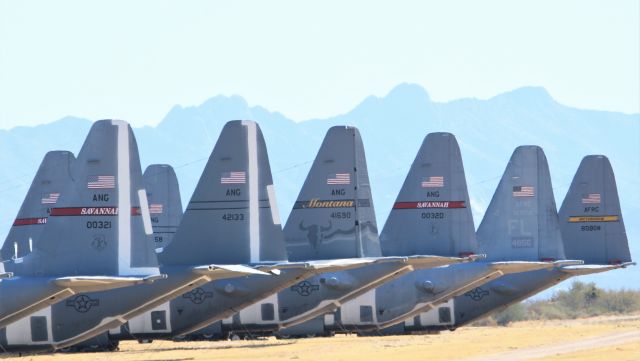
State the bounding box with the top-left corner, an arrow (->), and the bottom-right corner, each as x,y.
0,0 -> 638,129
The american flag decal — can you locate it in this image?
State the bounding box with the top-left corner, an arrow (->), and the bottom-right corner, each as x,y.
421,176 -> 444,188
149,203 -> 164,214
327,173 -> 351,185
513,186 -> 535,197
87,175 -> 115,189
41,192 -> 60,204
582,193 -> 601,204
221,171 -> 246,184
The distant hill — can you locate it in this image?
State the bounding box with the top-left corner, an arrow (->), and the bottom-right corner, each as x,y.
1,83 -> 638,291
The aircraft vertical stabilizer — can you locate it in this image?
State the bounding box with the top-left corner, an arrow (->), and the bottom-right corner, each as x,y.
143,164 -> 183,249
23,120 -> 159,277
1,151 -> 75,260
159,120 -> 287,266
284,126 -> 381,261
380,132 -> 476,258
477,146 -> 565,262
559,155 -> 633,266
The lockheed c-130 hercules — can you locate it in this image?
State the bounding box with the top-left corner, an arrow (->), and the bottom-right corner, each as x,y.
0,119 -> 633,351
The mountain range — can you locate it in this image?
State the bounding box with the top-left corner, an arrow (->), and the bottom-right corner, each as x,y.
1,83 -> 638,294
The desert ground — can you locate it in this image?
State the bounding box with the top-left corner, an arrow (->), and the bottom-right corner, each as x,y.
1,315 -> 639,361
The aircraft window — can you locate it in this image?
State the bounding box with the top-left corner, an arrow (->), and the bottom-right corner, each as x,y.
232,313 -> 241,325
30,316 -> 48,342
334,308 -> 342,323
151,310 -> 167,330
261,303 -> 275,321
439,307 -> 452,323
360,305 -> 373,323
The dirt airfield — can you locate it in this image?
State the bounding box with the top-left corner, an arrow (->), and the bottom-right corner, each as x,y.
2,315 -> 639,361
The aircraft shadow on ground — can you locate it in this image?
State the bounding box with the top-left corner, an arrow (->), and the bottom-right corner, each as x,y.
123,340 -> 297,354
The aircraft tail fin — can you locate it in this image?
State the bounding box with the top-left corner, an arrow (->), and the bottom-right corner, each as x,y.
558,155 -> 633,265
283,126 -> 381,261
380,132 -> 477,257
1,150 -> 75,260
160,120 -> 287,265
143,164 -> 183,249
26,120 -> 158,276
477,146 -> 565,262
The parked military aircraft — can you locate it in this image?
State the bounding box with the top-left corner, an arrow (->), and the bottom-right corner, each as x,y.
0,145 -> 169,332
104,125 -> 467,344
0,120 -> 274,351
313,135 -> 562,335
398,152 -> 634,333
240,134 -> 558,337
2,120 -> 631,349
179,128 -> 482,339
66,121 -> 409,348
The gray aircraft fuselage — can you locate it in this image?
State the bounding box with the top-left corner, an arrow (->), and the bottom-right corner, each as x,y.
0,265 -> 229,350
109,267 -> 310,339
328,261 -> 506,332
219,261 -> 505,337
0,275 -> 91,329
110,258 -> 421,340
374,268 -> 570,334
444,269 -> 569,329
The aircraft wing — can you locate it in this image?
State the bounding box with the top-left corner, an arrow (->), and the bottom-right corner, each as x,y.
559,262 -> 635,275
54,274 -> 167,291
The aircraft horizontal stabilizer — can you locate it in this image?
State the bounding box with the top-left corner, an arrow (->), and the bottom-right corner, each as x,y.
553,260 -> 584,267
269,254 -> 474,275
560,262 -> 636,275
305,258 -> 380,272
191,264 -> 271,279
255,258 -> 378,275
488,261 -> 555,274
141,274 -> 169,283
53,274 -> 168,290
403,254 -> 476,269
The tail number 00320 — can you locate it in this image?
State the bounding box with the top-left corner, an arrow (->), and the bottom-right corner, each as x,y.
421,212 -> 444,219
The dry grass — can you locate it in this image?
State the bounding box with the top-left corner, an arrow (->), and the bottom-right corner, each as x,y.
2,315 -> 639,361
